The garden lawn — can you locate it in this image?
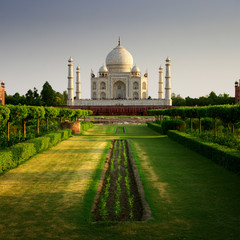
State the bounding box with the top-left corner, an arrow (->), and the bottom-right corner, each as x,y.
0,124 -> 240,239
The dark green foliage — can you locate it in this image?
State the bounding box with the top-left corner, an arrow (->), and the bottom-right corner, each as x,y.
172,91 -> 235,106
0,129 -> 71,174
161,119 -> 186,134
147,120 -> 186,135
201,118 -> 214,130
167,130 -> 240,174
147,122 -> 163,134
40,81 -> 56,106
0,151 -> 14,173
0,105 -> 10,124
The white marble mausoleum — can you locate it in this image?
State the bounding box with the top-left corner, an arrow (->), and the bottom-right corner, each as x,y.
67,39 -> 172,106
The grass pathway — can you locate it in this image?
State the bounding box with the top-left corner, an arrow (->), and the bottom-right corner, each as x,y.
0,125 -> 110,239
0,124 -> 240,240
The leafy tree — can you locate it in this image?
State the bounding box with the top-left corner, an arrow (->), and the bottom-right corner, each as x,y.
41,81 -> 56,106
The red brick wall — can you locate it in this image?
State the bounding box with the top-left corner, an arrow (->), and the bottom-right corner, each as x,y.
57,105 -> 172,116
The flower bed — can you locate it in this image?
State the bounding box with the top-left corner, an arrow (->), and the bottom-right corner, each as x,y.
92,139 -> 150,221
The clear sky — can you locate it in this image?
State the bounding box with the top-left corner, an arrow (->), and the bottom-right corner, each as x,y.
0,0 -> 239,99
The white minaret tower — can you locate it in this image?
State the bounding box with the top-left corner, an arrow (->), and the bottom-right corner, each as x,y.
165,57 -> 172,105
67,57 -> 74,105
158,65 -> 164,99
76,66 -> 81,100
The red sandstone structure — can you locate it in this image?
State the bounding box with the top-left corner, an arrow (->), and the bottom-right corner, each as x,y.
0,81 -> 5,105
235,80 -> 240,103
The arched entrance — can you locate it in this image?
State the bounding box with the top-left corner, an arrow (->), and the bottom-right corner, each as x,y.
113,81 -> 126,99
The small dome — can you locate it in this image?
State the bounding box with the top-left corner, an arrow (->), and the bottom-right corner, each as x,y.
131,65 -> 141,73
68,57 -> 73,62
99,65 -> 108,73
76,66 -> 80,70
159,65 -> 163,70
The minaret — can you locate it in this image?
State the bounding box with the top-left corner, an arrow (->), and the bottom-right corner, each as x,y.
165,57 -> 172,104
67,57 -> 74,105
158,66 -> 164,99
76,66 -> 81,100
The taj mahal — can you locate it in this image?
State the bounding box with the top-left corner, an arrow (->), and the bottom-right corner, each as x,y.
67,39 -> 172,110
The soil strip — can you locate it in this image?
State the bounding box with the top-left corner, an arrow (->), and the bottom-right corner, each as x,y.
91,139 -> 153,222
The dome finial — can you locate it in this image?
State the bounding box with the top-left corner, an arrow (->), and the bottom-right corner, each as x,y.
118,37 -> 120,46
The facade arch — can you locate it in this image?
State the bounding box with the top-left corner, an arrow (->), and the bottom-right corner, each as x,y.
113,81 -> 126,99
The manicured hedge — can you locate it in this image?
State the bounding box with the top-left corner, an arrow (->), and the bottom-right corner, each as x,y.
0,129 -> 72,174
147,119 -> 186,135
147,122 -> 163,134
81,121 -> 93,132
167,130 -> 240,175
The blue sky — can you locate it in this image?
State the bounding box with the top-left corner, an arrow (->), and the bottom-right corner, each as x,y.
0,0 -> 239,98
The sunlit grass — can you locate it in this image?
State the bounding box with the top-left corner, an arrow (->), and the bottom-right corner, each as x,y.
0,124 -> 240,239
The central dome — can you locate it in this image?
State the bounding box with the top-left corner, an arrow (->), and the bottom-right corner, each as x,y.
106,42 -> 133,73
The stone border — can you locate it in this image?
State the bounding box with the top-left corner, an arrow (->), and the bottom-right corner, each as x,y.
91,139 -> 153,222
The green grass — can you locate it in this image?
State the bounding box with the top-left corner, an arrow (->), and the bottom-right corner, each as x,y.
0,124 -> 240,239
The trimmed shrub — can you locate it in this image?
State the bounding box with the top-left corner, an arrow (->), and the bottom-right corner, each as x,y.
11,142 -> 37,164
147,122 -> 163,134
167,130 -> 240,175
161,119 -> 186,134
0,129 -> 72,174
46,132 -> 62,146
81,121 -> 93,132
60,129 -> 72,140
0,151 -> 14,173
29,137 -> 51,153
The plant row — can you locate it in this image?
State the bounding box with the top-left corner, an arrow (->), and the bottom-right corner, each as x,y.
0,129 -> 72,174
94,139 -> 142,221
167,130 -> 240,175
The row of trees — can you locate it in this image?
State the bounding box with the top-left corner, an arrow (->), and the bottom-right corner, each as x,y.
172,91 -> 235,106
5,82 -> 67,106
148,105 -> 240,136
0,105 -> 92,141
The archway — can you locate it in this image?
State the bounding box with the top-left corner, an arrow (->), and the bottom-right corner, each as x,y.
100,92 -> 106,99
113,81 -> 126,99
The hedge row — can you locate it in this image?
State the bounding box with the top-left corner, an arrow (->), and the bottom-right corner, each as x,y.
147,122 -> 162,134
147,119 -> 186,134
148,105 -> 240,123
81,121 -> 93,132
0,129 -> 72,174
167,130 -> 240,175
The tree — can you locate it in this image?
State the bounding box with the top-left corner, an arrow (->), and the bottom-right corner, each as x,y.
40,81 -> 56,106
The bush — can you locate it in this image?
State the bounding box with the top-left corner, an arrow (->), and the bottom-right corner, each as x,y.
81,121 -> 93,132
11,142 -> 37,164
161,119 -> 186,134
46,132 -> 62,146
0,151 -> 14,173
201,118 -> 214,130
147,122 -> 163,134
29,137 -> 51,153
0,129 -> 71,174
167,130 -> 240,175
